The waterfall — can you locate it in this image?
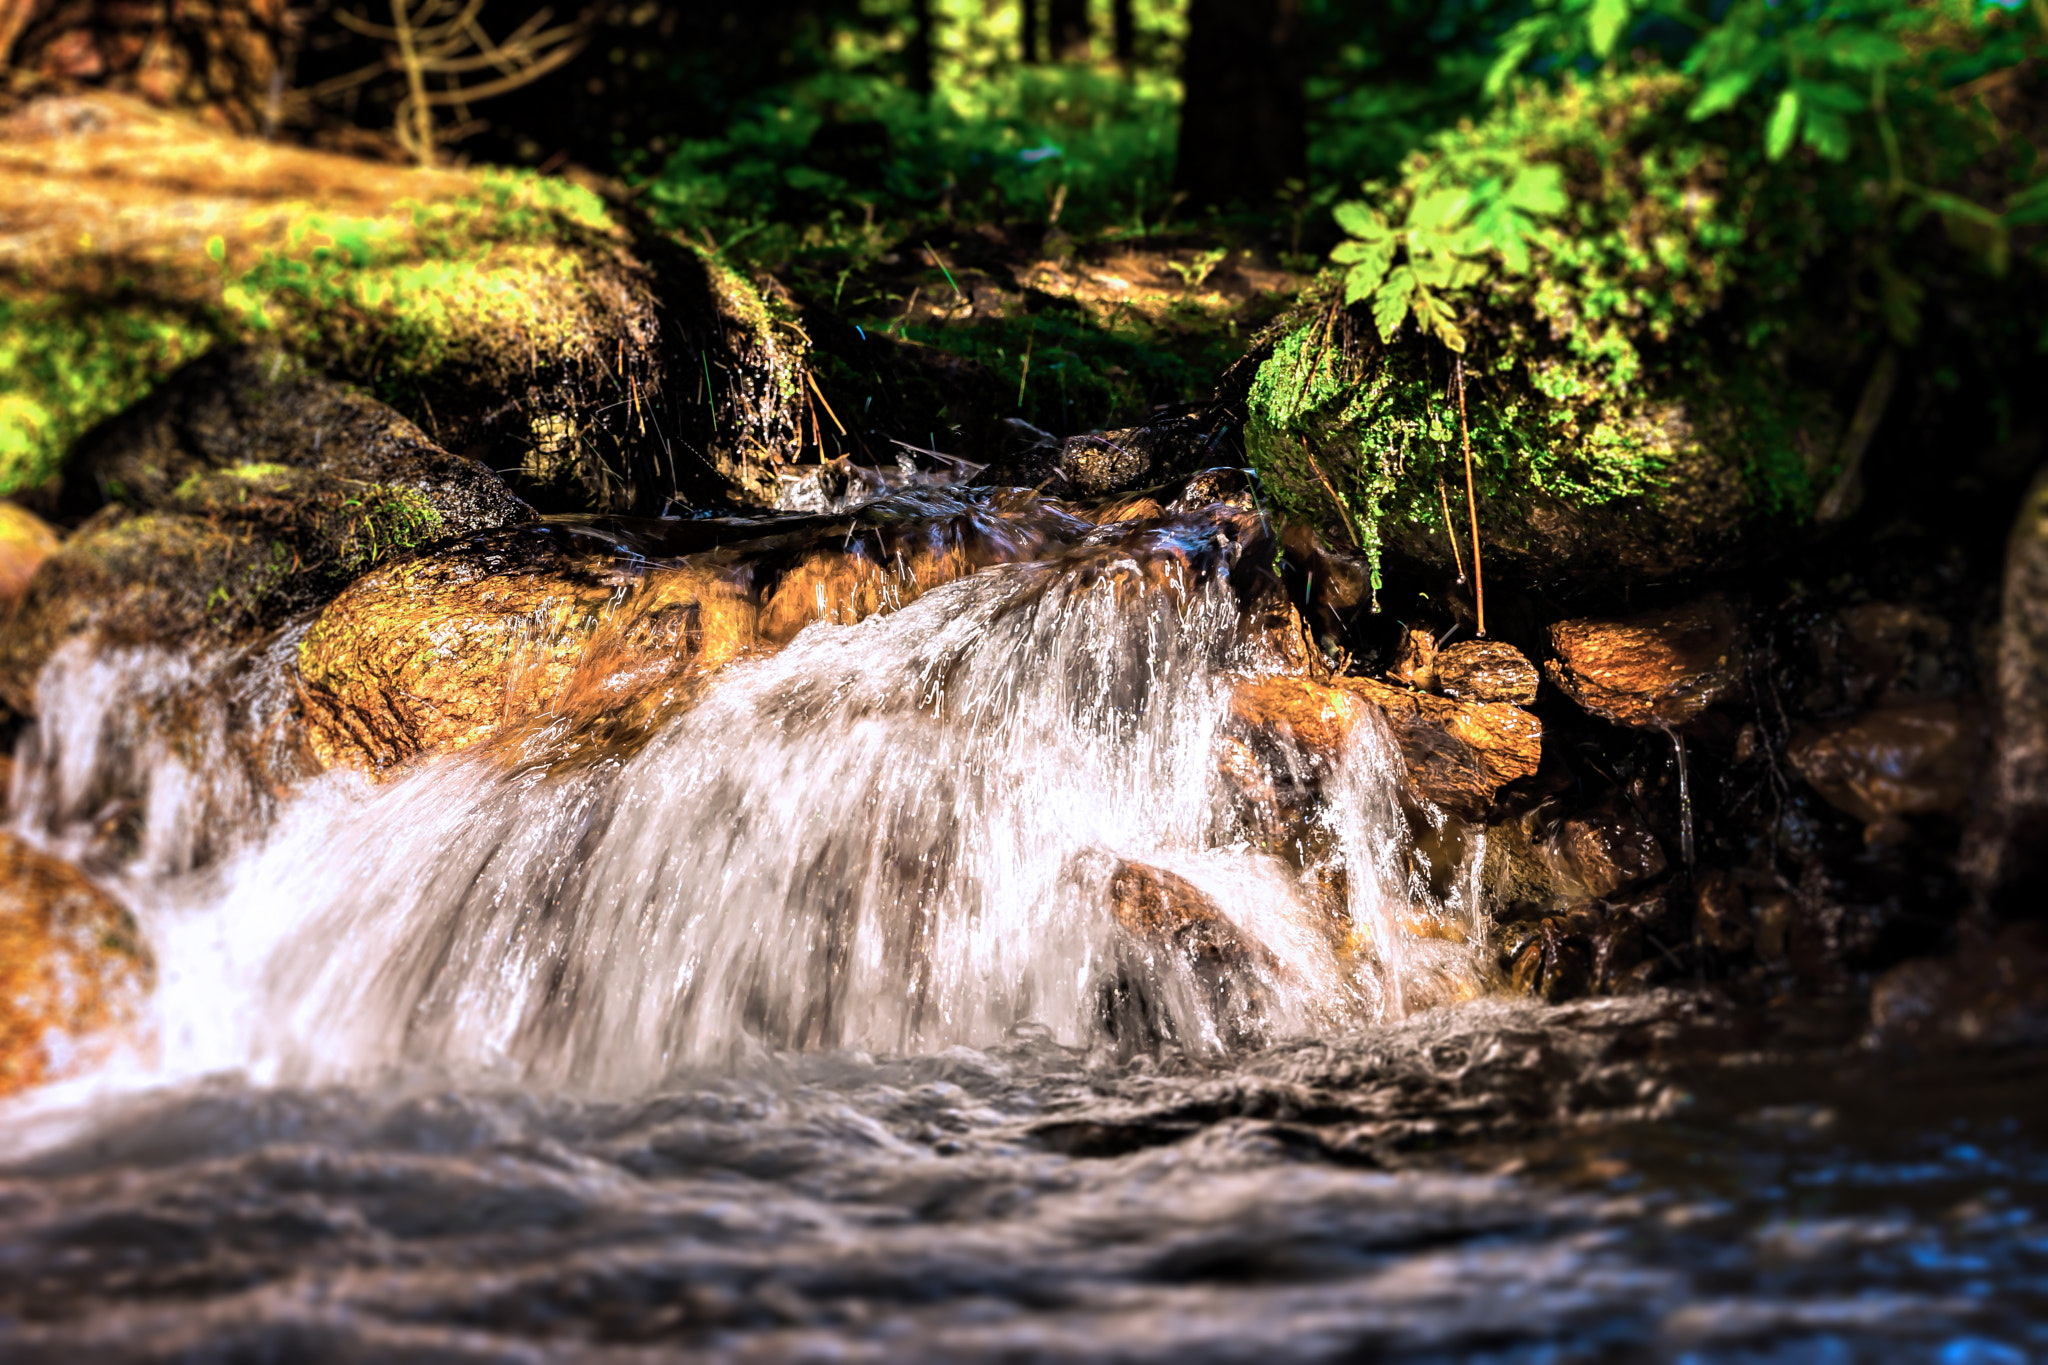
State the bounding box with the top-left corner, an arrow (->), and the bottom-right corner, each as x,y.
9,515 -> 1481,1096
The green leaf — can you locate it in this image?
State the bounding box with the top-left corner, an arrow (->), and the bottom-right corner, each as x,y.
1408,187 -> 1472,231
1588,0 -> 1634,58
1343,247 -> 1394,304
1824,31 -> 1905,71
1372,266 -> 1416,344
1798,80 -> 1866,114
1413,288 -> 1465,353
1331,201 -> 1389,239
1801,106 -> 1851,161
1688,69 -> 1760,121
1483,18 -> 1545,97
1504,162 -> 1567,216
1765,88 -> 1802,162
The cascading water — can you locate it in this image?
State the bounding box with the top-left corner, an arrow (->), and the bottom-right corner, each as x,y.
6,505 -> 1465,1097
5,498 -> 2041,1363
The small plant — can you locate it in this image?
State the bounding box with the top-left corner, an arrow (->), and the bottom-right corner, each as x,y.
1166,246 -> 1229,293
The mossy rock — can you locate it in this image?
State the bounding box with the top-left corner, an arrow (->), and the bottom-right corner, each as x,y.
1245,73 -> 1855,588
0,92 -> 661,509
0,348 -> 532,713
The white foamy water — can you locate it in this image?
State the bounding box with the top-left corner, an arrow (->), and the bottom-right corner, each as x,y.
8,525 -> 1468,1098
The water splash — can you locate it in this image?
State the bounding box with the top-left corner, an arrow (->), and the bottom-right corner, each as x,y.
11,512 -> 1482,1095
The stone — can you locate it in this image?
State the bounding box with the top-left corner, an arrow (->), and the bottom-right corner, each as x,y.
1384,625 -> 1437,690
0,832 -> 154,1097
1545,594 -> 1746,729
1529,797 -> 1668,900
0,350 -> 532,715
1869,924 -> 2048,1048
1966,465 -> 2048,917
0,91 -> 662,506
297,498 -> 1091,774
1434,639 -> 1539,705
1107,861 -> 1273,972
0,500 -> 60,610
1693,867 -> 1754,953
1226,673 -> 1542,818
1787,700 -> 1982,841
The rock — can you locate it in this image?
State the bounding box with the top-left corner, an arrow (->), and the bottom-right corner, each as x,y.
1528,797 -> 1668,900
1967,465 -> 2048,916
1693,867 -> 1754,953
1434,639 -> 1539,705
0,500 -> 60,609
1545,594 -> 1746,729
1870,924 -> 2048,1048
0,832 -> 154,1097
1788,701 -> 1983,842
1384,625 -> 1437,690
296,496 -> 1090,774
1108,861 -> 1274,972
0,351 -> 531,715
1227,673 -> 1542,817
0,92 -> 661,506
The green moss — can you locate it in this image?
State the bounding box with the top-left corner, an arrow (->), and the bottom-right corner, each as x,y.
0,299 -> 212,496
5,168 -> 643,499
1250,71 -> 1839,583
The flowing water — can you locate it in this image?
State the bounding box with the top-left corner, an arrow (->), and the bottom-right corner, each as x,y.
2,496 -> 2045,1361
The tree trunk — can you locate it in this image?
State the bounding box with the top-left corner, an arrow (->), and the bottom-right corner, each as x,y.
1112,0 -> 1135,66
1019,0 -> 1038,64
907,0 -> 933,95
1173,0 -> 1305,209
1048,0 -> 1087,61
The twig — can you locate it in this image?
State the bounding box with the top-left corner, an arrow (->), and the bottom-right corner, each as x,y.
806,371 -> 847,434
1301,437 -> 1360,551
1435,465 -> 1465,584
1017,323 -> 1035,408
1454,353 -> 1485,637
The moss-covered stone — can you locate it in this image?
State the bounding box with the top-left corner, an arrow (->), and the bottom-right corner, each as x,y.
1246,72 -> 1852,586
0,348 -> 531,713
0,92 -> 660,506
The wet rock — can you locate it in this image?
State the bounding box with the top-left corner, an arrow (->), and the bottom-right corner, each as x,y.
1528,797 -> 1668,900
1108,861 -> 1273,971
297,496 -> 1084,773
1787,701 -> 1982,842
1435,639 -> 1539,705
1967,465 -> 2048,915
1546,594 -> 1746,729
0,351 -> 531,715
0,500 -> 60,609
1692,868 -> 1754,954
1384,625 -> 1437,690
988,409 -> 1232,499
0,832 -> 153,1097
1226,674 -> 1542,818
1870,924 -> 2048,1048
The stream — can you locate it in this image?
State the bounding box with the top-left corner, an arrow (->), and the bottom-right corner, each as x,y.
2,495 -> 2044,1361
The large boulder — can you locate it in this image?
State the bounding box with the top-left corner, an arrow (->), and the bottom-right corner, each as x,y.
0,92 -> 660,508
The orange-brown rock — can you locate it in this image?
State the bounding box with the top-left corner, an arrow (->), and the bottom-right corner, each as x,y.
1545,594 -> 1746,729
1384,625 -> 1437,690
0,500 -> 60,611
1226,674 -> 1542,817
1434,639 -> 1539,705
1787,700 -> 1983,841
0,832 -> 154,1097
1529,797 -> 1667,899
1870,923 -> 2048,1048
296,505 -> 1077,774
1108,861 -> 1272,971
